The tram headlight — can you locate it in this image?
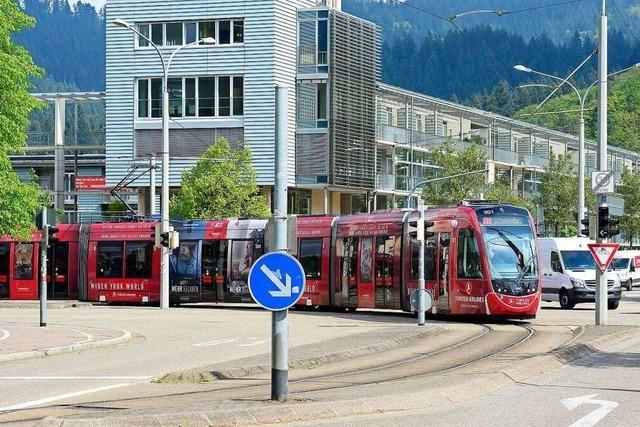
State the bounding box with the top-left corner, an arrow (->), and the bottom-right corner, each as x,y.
570,278 -> 586,289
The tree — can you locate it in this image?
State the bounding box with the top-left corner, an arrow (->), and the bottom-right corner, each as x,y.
536,154 -> 578,236
170,138 -> 271,219
0,0 -> 43,240
422,139 -> 487,205
616,168 -> 640,244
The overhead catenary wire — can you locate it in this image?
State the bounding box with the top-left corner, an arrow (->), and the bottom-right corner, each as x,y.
611,0 -> 640,52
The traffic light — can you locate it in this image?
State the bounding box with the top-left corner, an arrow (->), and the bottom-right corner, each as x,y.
409,219 -> 435,240
43,225 -> 59,248
598,206 -> 621,239
580,217 -> 590,237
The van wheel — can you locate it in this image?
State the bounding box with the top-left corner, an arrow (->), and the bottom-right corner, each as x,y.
608,300 -> 620,310
626,281 -> 633,291
559,290 -> 575,310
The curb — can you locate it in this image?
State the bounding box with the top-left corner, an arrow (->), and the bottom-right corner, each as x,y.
155,324 -> 450,384
38,326 -> 640,427
0,330 -> 132,364
0,302 -> 92,309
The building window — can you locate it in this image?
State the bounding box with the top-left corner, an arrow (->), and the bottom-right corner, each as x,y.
317,20 -> 328,64
151,23 -> 163,46
136,20 -> 244,48
137,76 -> 243,119
64,173 -> 74,203
218,20 -> 231,44
233,21 -> 244,43
165,22 -> 183,46
168,78 -> 182,118
317,82 -> 327,120
97,242 -> 123,279
218,76 -> 231,116
386,107 -> 395,127
185,22 -> 197,44
198,77 -> 216,117
138,24 -> 150,47
233,76 -> 244,116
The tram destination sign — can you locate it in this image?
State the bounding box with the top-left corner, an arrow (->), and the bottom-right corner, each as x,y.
248,252 -> 306,311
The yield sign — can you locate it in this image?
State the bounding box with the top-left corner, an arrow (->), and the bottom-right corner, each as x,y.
587,243 -> 620,272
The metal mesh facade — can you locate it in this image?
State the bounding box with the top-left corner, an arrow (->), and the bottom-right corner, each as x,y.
329,11 -> 380,189
135,128 -> 244,158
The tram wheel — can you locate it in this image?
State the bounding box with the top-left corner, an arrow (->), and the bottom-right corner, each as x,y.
559,289 -> 575,310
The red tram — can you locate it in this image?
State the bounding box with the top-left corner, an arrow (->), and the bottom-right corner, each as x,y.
296,204 -> 540,318
0,203 -> 540,318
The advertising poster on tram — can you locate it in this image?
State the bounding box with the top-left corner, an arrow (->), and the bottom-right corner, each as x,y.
170,241 -> 201,300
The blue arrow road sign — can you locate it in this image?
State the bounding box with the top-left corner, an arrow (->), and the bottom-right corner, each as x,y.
248,252 -> 306,311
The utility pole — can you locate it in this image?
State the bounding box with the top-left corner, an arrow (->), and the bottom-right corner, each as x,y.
40,209 -> 48,327
417,197 -> 426,326
272,85 -> 289,401
595,0 -> 608,326
150,155 -> 157,217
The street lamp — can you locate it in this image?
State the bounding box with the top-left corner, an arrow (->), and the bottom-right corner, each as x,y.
113,18 -> 215,309
515,61 -> 640,237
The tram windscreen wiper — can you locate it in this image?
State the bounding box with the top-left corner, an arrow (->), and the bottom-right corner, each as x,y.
486,227 -> 525,270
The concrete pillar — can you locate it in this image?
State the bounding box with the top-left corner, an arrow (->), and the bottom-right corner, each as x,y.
54,97 -> 66,213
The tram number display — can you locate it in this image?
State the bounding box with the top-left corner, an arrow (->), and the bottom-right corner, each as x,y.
480,216 -> 529,226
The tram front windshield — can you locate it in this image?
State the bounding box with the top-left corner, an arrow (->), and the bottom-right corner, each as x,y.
478,208 -> 538,296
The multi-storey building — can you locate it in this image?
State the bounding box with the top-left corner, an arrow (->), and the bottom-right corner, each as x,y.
95,0 -> 640,218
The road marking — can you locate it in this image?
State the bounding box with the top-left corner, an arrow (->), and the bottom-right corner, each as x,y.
0,376 -> 151,380
237,339 -> 269,347
0,329 -> 9,342
0,383 -> 132,412
193,338 -> 236,347
71,330 -> 93,344
562,393 -> 619,427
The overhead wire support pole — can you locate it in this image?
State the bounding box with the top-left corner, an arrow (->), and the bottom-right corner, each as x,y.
40,209 -> 48,328
596,0 -> 609,326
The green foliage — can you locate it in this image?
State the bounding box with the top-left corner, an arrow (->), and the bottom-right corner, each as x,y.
484,184 -> 537,218
516,69 -> 640,153
536,154 -> 578,236
0,0 -> 43,240
170,138 -> 271,220
422,139 -> 487,205
616,168 -> 640,243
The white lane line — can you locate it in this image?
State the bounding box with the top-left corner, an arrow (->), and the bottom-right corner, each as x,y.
0,329 -> 9,342
0,383 -> 132,412
193,338 -> 236,347
0,376 -> 151,380
237,339 -> 270,347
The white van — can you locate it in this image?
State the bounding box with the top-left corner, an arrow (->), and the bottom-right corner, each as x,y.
539,237 -> 621,310
612,250 -> 640,291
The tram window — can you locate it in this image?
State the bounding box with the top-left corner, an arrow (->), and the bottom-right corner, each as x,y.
375,235 -> 396,279
0,244 -> 10,275
14,243 -> 34,280
340,237 -> 358,281
410,236 -> 436,281
202,241 -> 228,278
125,242 -> 153,278
231,240 -> 255,282
300,238 -> 322,279
439,233 -> 450,282
97,242 -> 123,278
457,229 -> 483,279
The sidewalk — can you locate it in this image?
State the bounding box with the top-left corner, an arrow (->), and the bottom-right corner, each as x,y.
0,322 -> 131,363
0,300 -> 92,309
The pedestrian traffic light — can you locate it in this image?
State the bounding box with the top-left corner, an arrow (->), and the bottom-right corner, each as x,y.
580,217 -> 590,237
598,206 -> 621,239
409,219 -> 435,240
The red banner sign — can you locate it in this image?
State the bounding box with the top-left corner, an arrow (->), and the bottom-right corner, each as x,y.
74,176 -> 106,190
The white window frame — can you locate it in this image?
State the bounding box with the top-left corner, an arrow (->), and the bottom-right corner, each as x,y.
134,19 -> 245,50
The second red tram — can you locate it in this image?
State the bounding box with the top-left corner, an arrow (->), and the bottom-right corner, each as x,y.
296,204 -> 540,318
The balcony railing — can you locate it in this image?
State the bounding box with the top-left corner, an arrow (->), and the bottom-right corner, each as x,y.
376,173 -> 396,191
21,131 -> 105,153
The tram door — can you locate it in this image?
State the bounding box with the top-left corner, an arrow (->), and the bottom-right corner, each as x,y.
358,237 -> 374,308
0,244 -> 9,299
47,243 -> 69,299
201,240 -> 227,302
437,233 -> 451,312
374,235 -> 399,309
